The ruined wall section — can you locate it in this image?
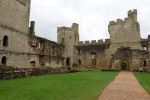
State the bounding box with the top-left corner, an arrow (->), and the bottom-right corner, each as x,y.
75,44 -> 111,70
109,9 -> 142,53
28,35 -> 64,68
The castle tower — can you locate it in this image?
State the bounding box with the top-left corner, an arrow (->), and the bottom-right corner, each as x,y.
0,0 -> 31,68
57,23 -> 79,67
109,9 -> 142,53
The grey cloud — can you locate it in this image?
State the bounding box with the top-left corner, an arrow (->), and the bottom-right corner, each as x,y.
30,0 -> 150,42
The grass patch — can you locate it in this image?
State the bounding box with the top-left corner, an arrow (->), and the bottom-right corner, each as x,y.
0,71 -> 117,100
134,72 -> 150,94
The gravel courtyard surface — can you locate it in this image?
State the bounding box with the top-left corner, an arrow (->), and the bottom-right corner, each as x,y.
98,72 -> 150,100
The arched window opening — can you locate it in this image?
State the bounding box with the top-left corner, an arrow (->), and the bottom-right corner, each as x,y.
3,35 -> 8,47
1,56 -> 7,65
30,61 -> 36,67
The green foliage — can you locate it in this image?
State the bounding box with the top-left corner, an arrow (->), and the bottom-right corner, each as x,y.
134,72 -> 150,94
0,71 -> 117,100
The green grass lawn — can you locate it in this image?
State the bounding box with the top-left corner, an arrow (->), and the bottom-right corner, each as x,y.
134,72 -> 150,94
0,71 -> 117,100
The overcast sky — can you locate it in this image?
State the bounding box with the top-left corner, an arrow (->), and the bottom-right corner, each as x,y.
30,0 -> 150,42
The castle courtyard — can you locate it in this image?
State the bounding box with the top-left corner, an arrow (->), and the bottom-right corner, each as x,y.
0,0 -> 150,100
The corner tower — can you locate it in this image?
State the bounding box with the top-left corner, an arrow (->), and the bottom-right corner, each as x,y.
109,9 -> 142,53
57,23 -> 79,67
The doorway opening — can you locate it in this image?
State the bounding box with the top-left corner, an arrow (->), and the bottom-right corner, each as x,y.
143,60 -> 147,67
66,58 -> 70,66
121,61 -> 128,70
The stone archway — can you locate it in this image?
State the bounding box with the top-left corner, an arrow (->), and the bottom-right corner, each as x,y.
121,61 -> 128,70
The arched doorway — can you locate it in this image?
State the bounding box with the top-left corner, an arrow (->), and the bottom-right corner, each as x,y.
121,61 -> 128,70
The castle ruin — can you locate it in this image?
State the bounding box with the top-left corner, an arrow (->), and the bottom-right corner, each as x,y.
0,0 -> 150,73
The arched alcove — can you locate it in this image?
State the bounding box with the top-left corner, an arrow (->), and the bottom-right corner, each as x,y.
1,56 -> 7,65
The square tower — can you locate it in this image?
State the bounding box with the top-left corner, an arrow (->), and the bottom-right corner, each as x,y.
109,9 -> 142,53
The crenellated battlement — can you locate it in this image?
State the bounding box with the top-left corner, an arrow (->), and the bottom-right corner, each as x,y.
78,39 -> 110,45
57,23 -> 79,33
71,23 -> 79,30
109,9 -> 137,27
57,26 -> 72,32
128,9 -> 137,17
109,19 -> 124,26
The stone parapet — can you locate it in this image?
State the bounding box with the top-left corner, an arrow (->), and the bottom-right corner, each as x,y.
78,39 -> 110,45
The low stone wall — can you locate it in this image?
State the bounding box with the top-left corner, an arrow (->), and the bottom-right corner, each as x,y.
0,66 -> 72,80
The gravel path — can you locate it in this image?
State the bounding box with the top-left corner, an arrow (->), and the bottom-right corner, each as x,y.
98,72 -> 150,100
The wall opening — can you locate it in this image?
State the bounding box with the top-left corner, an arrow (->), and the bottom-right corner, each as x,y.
92,59 -> 96,66
62,38 -> 64,44
78,60 -> 81,65
91,52 -> 96,66
3,35 -> 8,47
142,45 -> 147,50
121,61 -> 128,70
30,61 -> 36,67
39,56 -> 45,66
143,60 -> 147,67
78,49 -> 81,55
66,58 -> 70,66
1,56 -> 7,65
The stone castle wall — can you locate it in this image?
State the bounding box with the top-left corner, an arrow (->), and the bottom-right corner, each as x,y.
0,0 -> 30,33
0,0 -> 149,71
0,0 -> 31,68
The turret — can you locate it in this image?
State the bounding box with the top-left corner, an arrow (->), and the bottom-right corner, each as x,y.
128,9 -> 137,22
57,23 -> 79,45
